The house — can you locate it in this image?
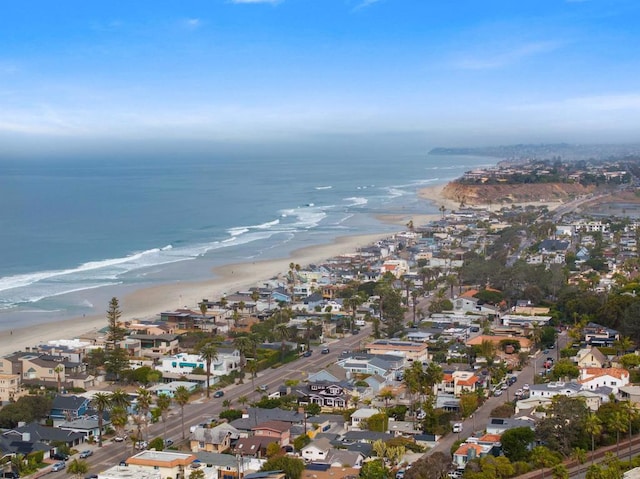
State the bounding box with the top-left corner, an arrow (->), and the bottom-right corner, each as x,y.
3,422 -> 85,449
49,395 -> 91,423
434,371 -> 479,397
234,436 -> 279,457
156,350 -> 240,378
365,340 -> 429,362
148,380 -> 200,398
620,386 -> 640,406
529,382 -> 582,399
452,442 -> 493,469
57,415 -> 109,441
325,449 -> 364,468
190,423 -> 240,453
336,354 -> 402,380
485,417 -> 535,435
114,450 -> 199,477
193,451 -> 263,479
575,347 -> 608,369
0,373 -> 26,403
252,420 -> 291,446
302,437 -> 332,462
127,333 -> 180,358
308,365 -> 348,384
303,382 -> 349,409
578,368 -> 630,394
350,408 -> 380,430
466,335 -> 532,353
583,323 -> 620,348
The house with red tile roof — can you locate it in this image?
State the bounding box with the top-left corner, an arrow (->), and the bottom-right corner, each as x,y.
434,370 -> 479,397
578,367 -> 629,394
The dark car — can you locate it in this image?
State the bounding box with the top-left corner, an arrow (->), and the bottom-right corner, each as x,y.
352,329 -> 360,335
85,475 -> 98,479
51,453 -> 69,461
213,390 -> 224,398
321,348 -> 330,354
303,350 -> 312,357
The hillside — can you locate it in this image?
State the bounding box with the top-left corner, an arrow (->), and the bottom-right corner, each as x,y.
441,181 -> 597,206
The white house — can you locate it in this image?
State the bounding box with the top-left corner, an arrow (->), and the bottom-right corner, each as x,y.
578,368 -> 630,394
156,350 -> 240,377
301,437 -> 332,462
350,408 -> 380,430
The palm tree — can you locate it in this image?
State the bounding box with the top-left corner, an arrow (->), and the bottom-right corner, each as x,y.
234,336 -> 254,377
305,319 -> 314,350
222,399 -> 232,409
174,386 -> 191,439
54,364 -> 64,393
91,392 -> 112,447
199,301 -> 208,318
584,413 -> 602,465
110,388 -> 131,410
156,393 -> 171,442
378,388 -> 395,409
135,388 -> 153,441
197,341 -> 219,398
246,361 -> 257,388
607,410 -> 628,457
275,323 -> 291,362
238,395 -> 249,408
614,336 -> 634,356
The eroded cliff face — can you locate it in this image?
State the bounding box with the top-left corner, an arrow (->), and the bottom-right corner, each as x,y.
442,182 -> 596,205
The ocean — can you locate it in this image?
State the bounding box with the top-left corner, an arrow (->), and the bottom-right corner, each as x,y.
0,151 -> 494,331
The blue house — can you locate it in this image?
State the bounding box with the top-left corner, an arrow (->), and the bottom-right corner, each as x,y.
50,395 -> 91,423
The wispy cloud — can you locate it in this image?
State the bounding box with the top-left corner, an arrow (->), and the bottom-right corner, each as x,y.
353,0 -> 381,11
452,41 -> 561,70
182,18 -> 203,30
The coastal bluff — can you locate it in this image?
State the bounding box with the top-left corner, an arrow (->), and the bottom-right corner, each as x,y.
441,181 -> 596,206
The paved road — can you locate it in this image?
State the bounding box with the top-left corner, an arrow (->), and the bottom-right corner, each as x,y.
62,326 -> 371,477
428,331 -> 568,457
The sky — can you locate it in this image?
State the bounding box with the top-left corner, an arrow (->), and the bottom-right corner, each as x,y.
1,0 -> 640,155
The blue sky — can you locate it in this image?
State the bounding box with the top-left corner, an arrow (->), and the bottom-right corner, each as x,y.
1,0 -> 640,153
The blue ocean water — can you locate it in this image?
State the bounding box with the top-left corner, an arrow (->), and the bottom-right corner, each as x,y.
0,152 -> 494,330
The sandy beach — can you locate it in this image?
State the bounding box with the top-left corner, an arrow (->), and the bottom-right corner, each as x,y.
0,232 -> 391,358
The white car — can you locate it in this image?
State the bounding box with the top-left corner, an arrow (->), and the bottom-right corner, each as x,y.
522,383 -> 530,391
494,389 -> 503,396
452,423 -> 463,433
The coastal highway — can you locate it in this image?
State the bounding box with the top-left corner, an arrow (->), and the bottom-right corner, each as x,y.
71,326 -> 371,477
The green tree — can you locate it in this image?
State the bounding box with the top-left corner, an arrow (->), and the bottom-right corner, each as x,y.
260,456 -> 305,479
535,396 -> 589,457
275,323 -> 291,363
197,341 -> 219,398
105,297 -> 129,382
606,410 -> 628,457
149,437 -> 164,451
550,358 -> 580,381
360,458 -> 388,479
91,392 -> 112,447
135,387 -> 153,441
530,446 -> 562,479
501,427 -> 535,462
190,470 -> 206,479
174,386 -> 191,439
66,458 -> 89,478
584,413 -> 603,465
363,413 -> 389,432
459,391 -> 479,418
155,393 -> 171,441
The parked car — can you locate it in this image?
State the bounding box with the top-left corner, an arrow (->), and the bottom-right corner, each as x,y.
51,453 -> 69,461
321,347 -> 330,354
113,435 -> 127,442
452,423 -> 463,433
51,463 -> 66,472
302,350 -> 312,357
165,439 -> 174,447
135,441 -> 148,450
85,475 -> 98,479
213,390 -> 224,398
493,389 -> 503,397
259,385 -> 269,392
2,472 -> 19,478
79,450 -> 93,458
119,460 -> 128,467
396,470 -> 405,479
522,383 -> 530,391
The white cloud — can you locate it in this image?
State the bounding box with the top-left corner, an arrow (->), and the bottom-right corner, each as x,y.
353,0 -> 381,11
452,41 -> 561,70
182,18 -> 203,30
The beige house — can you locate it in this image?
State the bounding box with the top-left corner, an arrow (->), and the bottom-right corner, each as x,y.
111,451 -> 199,479
575,347 -> 608,369
434,371 -> 479,397
0,373 -> 26,402
365,340 -> 429,362
190,423 -> 240,453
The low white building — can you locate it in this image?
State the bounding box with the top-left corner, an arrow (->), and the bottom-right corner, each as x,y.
350,408 -> 380,430
578,368 -> 630,394
156,349 -> 241,377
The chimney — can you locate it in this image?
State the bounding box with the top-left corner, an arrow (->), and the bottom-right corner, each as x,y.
22,432 -> 30,442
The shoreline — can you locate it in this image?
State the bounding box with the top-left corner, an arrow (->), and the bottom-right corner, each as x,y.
0,232 -> 393,358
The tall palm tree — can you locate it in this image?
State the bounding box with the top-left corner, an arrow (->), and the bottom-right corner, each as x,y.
305,319 -> 314,350
233,336 -> 254,378
135,388 -> 153,441
174,386 -> 191,439
584,413 -> 602,465
199,301 -> 208,318
607,410 -> 628,457
275,323 -> 291,363
91,392 -> 112,447
238,395 -> 249,408
197,341 -> 219,398
156,393 -> 171,443
110,388 -> 131,410
54,364 -> 64,393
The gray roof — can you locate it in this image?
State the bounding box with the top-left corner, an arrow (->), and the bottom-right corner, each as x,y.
195,451 -> 240,468
191,423 -> 240,444
51,394 -> 89,411
5,422 -> 85,444
342,431 -> 393,442
230,408 -> 303,431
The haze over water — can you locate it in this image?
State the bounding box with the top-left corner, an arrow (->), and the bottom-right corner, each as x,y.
0,151 -> 494,330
